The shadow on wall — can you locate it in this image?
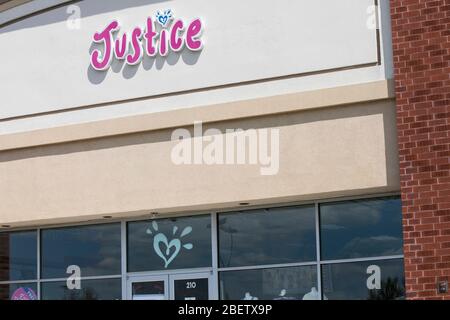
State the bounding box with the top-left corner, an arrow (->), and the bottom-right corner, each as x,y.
87,41 -> 202,85
0,0 -> 170,34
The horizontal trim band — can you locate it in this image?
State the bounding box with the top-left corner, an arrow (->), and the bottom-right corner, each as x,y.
0,62 -> 379,122
0,79 -> 395,152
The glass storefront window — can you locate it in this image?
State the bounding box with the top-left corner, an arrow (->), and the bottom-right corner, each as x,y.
220,266 -> 318,300
41,223 -> 121,279
41,278 -> 121,300
218,206 -> 316,268
320,197 -> 403,260
321,259 -> 405,300
0,283 -> 38,300
128,215 -> 212,272
0,231 -> 37,281
0,196 -> 404,300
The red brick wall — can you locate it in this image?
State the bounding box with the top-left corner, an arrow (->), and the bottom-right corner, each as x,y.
390,0 -> 450,299
0,233 -> 10,300
0,233 -> 9,281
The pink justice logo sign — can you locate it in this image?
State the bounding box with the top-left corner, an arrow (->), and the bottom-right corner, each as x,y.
90,9 -> 204,71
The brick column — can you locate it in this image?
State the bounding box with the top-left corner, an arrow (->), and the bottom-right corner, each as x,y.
390,0 -> 450,299
0,233 -> 10,300
0,233 -> 9,281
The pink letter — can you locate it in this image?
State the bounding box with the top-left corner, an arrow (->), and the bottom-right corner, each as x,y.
90,20 -> 119,71
170,19 -> 184,52
114,33 -> 128,59
186,18 -> 203,51
126,27 -> 143,65
144,18 -> 158,57
159,29 -> 169,56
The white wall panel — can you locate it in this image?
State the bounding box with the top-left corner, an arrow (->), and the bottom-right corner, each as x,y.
0,0 -> 378,119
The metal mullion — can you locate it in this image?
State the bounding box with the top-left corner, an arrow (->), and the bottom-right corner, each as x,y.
126,267 -> 213,278
320,254 -> 404,265
37,227 -> 41,300
39,274 -> 122,283
315,202 -> 322,300
0,279 -> 38,285
218,261 -> 317,272
211,212 -> 219,300
121,221 -> 127,300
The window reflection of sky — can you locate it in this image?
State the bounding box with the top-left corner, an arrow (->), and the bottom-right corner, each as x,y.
220,266 -> 317,300
322,259 -> 405,300
41,279 -> 121,300
41,224 -> 121,279
320,197 -> 403,260
219,206 -> 316,267
0,231 -> 37,281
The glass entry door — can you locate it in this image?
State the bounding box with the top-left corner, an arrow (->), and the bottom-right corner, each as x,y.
127,272 -> 212,300
169,272 -> 211,300
128,275 -> 168,300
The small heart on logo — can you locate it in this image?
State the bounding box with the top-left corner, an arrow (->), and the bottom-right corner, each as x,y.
158,15 -> 168,26
153,233 -> 181,268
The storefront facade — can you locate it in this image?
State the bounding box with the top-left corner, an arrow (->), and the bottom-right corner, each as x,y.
0,0 -> 448,300
0,196 -> 405,300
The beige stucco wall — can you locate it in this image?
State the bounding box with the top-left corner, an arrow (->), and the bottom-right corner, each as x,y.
0,80 -> 394,151
0,98 -> 400,228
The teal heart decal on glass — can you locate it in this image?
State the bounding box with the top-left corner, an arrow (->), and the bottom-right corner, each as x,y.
146,221 -> 193,268
153,233 -> 181,268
